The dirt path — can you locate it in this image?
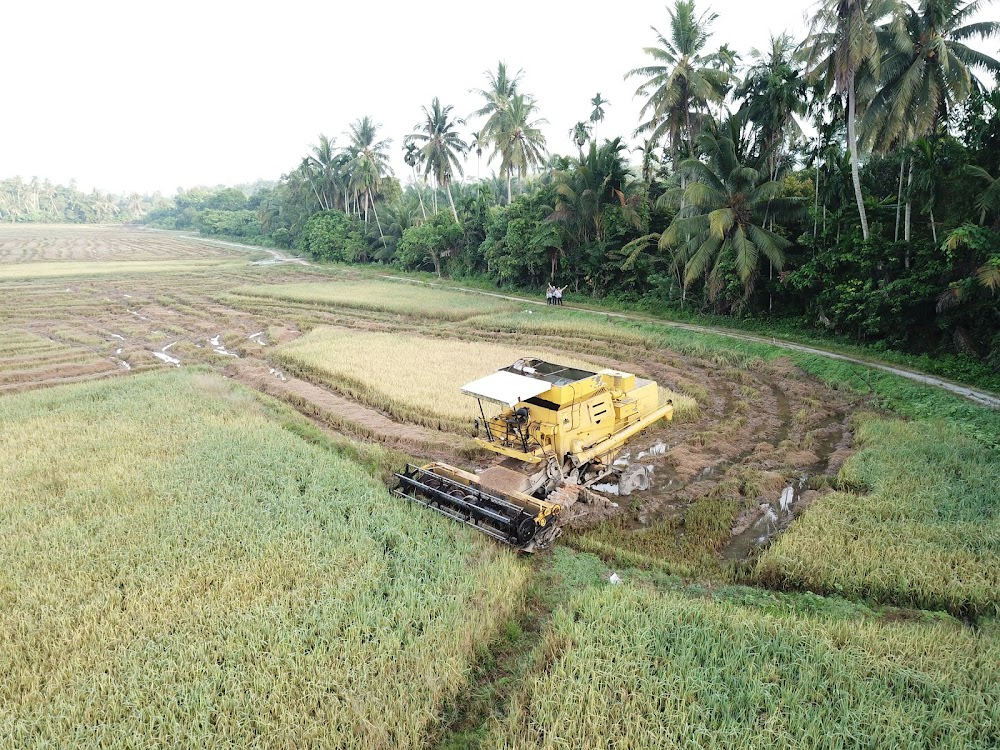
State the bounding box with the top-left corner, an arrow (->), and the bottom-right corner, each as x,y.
379,275 -> 1000,410
165,231 -> 312,265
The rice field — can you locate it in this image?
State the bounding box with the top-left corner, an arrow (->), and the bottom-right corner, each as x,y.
0,224 -> 242,263
0,328 -> 119,389
0,258 -> 245,280
229,280 -> 518,321
0,370 -> 529,748
4,226 -> 999,749
274,327 -> 697,432
488,583 -> 1000,749
756,415 -> 1000,616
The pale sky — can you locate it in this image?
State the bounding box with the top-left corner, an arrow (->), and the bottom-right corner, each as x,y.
3,0 -> 997,196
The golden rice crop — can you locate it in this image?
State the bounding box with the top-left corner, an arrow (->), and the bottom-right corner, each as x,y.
756,415 -> 1000,616
0,370 -> 528,749
275,327 -> 696,432
489,584 -> 1000,749
230,280 -> 517,321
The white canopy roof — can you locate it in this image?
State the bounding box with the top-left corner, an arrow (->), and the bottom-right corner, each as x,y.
461,370 -> 553,407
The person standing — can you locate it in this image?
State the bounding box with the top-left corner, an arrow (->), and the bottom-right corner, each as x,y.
554,285 -> 566,305
546,284 -> 555,304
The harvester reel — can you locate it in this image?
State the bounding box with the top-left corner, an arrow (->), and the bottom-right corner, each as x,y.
393,464 -> 551,550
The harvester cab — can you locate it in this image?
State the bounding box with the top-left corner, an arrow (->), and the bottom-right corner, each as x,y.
393,358 -> 673,551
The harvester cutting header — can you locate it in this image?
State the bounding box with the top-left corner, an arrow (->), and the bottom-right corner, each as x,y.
395,358 -> 673,551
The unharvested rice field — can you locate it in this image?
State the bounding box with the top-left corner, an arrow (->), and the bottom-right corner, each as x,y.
757,415 -> 1000,616
489,582 -> 1000,749
229,280 -> 516,321
0,370 -> 527,748
3,225 -> 999,748
274,327 -> 697,432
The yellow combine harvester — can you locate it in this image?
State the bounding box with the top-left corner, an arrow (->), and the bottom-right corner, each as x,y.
394,358 -> 673,550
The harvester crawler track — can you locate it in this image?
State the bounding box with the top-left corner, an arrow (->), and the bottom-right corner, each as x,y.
393,463 -> 553,549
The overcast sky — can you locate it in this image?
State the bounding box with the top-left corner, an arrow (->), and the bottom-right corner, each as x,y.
3,0 -> 997,196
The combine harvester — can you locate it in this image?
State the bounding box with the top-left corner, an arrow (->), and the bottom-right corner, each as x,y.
394,358 -> 673,551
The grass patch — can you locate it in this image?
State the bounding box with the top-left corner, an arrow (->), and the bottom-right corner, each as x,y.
756,414 -> 1000,617
0,370 -> 529,748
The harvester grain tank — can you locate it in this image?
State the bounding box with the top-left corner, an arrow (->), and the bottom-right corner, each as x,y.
394,358 -> 673,551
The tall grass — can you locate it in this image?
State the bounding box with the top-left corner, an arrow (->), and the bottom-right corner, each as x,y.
274,327 -> 697,433
488,584 -> 1000,749
0,370 -> 528,748
756,414 -> 1000,617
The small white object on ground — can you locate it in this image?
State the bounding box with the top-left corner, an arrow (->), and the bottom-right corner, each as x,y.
609,573 -> 623,585
779,486 -> 795,512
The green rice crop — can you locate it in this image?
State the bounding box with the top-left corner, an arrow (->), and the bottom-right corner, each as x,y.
488,584 -> 1000,749
230,280 -> 518,321
0,370 -> 528,748
274,327 -> 697,432
756,414 -> 1000,616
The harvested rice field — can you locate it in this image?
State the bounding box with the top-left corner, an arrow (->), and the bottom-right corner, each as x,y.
3,224 -> 999,748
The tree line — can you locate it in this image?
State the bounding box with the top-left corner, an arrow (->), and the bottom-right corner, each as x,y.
10,0 -> 1000,382
0,176 -> 161,224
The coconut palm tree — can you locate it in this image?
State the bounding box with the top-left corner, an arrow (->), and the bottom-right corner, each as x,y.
735,34 -> 807,180
470,62 -> 525,128
865,0 -> 1000,147
305,134 -> 340,211
800,0 -> 898,241
626,0 -> 730,171
965,164 -> 1000,225
470,62 -> 524,179
344,116 -> 392,238
469,130 -> 486,179
863,0 -> 1000,245
407,98 -> 469,224
491,94 -> 548,204
548,137 -> 642,248
659,130 -> 804,298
